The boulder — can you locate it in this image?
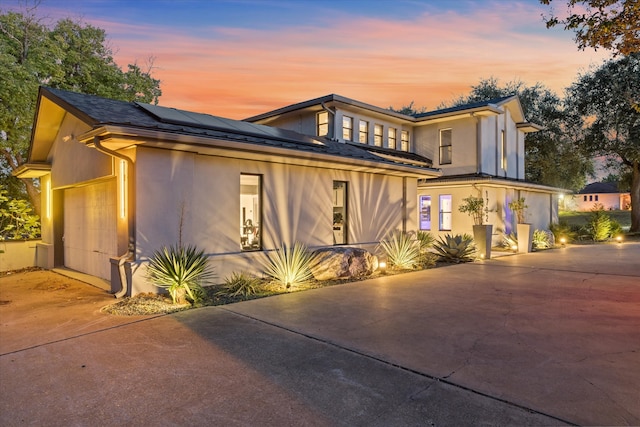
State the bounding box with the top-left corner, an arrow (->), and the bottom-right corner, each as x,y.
310,247 -> 378,281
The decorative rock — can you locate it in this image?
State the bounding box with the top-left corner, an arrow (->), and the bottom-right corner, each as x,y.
310,247 -> 378,281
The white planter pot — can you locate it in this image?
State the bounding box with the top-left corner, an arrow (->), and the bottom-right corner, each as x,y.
473,224 -> 493,259
517,223 -> 533,253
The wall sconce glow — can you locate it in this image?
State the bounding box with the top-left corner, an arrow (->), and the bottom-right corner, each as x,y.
119,160 -> 127,219
45,179 -> 51,219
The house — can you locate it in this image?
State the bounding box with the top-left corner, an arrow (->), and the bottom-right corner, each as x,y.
246,94 -> 563,249
14,87 -> 441,296
575,182 -> 631,211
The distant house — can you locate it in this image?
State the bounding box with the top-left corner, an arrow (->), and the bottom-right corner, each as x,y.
576,182 -> 631,211
16,88 -> 562,297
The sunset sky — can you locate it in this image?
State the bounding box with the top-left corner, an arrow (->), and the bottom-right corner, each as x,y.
6,0 -> 611,119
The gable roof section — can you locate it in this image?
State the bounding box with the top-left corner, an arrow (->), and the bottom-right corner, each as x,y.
578,182 -> 624,194
22,87 -> 439,178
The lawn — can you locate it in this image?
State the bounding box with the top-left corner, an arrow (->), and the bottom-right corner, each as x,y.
559,209 -> 633,231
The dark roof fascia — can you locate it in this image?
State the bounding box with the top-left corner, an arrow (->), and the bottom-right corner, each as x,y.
354,142 -> 433,165
418,173 -> 568,193
40,87 -> 99,126
413,95 -> 516,119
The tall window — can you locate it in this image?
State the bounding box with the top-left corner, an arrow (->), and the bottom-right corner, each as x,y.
333,181 -> 347,244
419,195 -> 431,230
388,127 -> 397,149
500,130 -> 507,170
440,129 -> 452,164
342,116 -> 353,141
240,174 -> 261,251
374,124 -> 383,146
317,111 -> 329,137
359,120 -> 369,143
400,130 -> 409,151
439,195 -> 452,231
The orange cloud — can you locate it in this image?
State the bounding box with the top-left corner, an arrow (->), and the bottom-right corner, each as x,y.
87,3 -> 609,119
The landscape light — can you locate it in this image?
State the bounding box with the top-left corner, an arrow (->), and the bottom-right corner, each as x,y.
378,261 -> 387,272
616,235 -> 623,243
560,237 -> 566,246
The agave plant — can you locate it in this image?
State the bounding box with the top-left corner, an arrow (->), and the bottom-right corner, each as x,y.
532,229 -> 553,250
432,234 -> 477,263
262,242 -> 316,290
379,230 -> 421,270
217,271 -> 263,298
147,244 -> 215,304
502,232 -> 518,250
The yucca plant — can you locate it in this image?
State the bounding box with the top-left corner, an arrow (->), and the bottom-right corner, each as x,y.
262,242 -> 316,290
217,271 -> 263,298
379,230 -> 421,270
416,231 -> 436,268
147,244 -> 215,304
502,232 -> 518,250
532,229 -> 552,250
433,234 -> 477,263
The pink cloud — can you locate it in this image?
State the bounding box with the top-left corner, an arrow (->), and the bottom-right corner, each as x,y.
72,2 -> 610,118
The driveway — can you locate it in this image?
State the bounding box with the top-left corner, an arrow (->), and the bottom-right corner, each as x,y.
1,242 -> 639,426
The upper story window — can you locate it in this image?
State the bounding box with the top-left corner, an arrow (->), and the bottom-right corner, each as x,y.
500,130 -> 507,170
317,111 -> 329,137
374,124 -> 383,146
440,129 -> 452,165
359,120 -> 369,143
388,128 -> 397,149
342,116 -> 353,141
400,130 -> 409,151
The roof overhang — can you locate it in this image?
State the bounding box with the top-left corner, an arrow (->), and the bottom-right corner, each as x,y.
12,162 -> 51,178
418,175 -> 568,194
517,122 -> 544,133
79,126 -> 443,179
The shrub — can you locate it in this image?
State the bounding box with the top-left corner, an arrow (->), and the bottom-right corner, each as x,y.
458,195 -> 485,225
586,204 -> 611,241
532,229 -> 553,250
218,272 -> 263,298
379,231 -> 421,270
147,244 -> 215,304
609,219 -> 623,239
0,190 -> 41,240
262,242 -> 316,290
416,231 -> 437,268
508,197 -> 528,224
549,221 -> 578,243
433,234 -> 477,263
502,232 -> 518,250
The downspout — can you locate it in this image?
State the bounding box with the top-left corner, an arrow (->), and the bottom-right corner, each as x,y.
93,136 -> 134,298
321,102 -> 336,140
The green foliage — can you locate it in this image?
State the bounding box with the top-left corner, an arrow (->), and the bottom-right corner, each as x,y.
540,0 -> 639,56
549,221 -> 579,243
433,234 -> 477,263
508,198 -> 528,224
146,245 -> 215,304
586,204 -> 612,241
609,219 -> 623,238
502,232 -> 518,249
262,242 -> 316,290
379,231 -> 421,270
0,189 -> 40,239
458,195 -> 485,225
0,7 -> 162,212
532,229 -> 553,250
218,272 -> 263,298
416,231 -> 437,268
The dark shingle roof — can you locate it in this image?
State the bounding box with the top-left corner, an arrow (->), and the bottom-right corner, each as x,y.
413,95 -> 515,118
578,182 -> 622,194
43,87 -> 435,171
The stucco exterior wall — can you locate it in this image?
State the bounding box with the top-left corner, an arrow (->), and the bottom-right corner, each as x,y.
414,117 -> 477,174
575,193 -> 628,211
131,146 -> 412,294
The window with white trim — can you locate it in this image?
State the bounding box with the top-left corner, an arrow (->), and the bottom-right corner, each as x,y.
400,130 -> 409,151
342,116 -> 353,141
439,195 -> 452,231
359,120 -> 369,143
440,129 -> 452,164
317,111 -> 329,137
374,124 -> 383,146
388,127 -> 397,149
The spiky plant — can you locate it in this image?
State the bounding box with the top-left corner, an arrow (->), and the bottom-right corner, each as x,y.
532,229 -> 553,250
502,232 -> 518,250
433,234 -> 477,263
379,230 -> 420,270
147,244 -> 215,304
217,271 -> 263,298
549,221 -> 578,243
262,242 -> 316,290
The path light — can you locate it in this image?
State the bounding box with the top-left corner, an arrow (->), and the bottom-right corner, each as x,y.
616,235 -> 623,244
560,237 -> 567,247
378,260 -> 387,272
511,244 -> 518,252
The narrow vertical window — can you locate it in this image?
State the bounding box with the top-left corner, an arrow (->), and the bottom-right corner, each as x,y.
359,120 -> 369,143
333,181 -> 347,244
583,195 -> 587,201
240,174 -> 261,251
595,195 -> 599,201
388,127 -> 397,149
317,111 -> 329,137
439,195 -> 452,231
501,130 -> 507,170
401,130 -> 409,151
439,129 -> 452,164
419,195 -> 431,230
342,116 -> 353,141
373,124 -> 383,146
589,195 -> 593,201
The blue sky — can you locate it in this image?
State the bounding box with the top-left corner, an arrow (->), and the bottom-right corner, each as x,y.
3,0 -> 610,118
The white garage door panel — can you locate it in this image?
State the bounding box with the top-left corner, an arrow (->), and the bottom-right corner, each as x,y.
64,180 -> 118,280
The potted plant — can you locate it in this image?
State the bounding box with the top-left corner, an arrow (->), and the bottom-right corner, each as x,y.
458,195 -> 492,259
509,197 -> 532,253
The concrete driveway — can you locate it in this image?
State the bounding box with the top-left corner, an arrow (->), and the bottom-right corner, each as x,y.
1,242 -> 639,426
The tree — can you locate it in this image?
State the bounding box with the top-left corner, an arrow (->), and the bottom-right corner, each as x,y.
566,53 -> 640,231
0,5 -> 161,216
442,77 -> 594,191
540,0 -> 640,55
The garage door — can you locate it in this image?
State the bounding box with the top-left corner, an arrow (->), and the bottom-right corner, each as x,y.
64,180 -> 118,280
